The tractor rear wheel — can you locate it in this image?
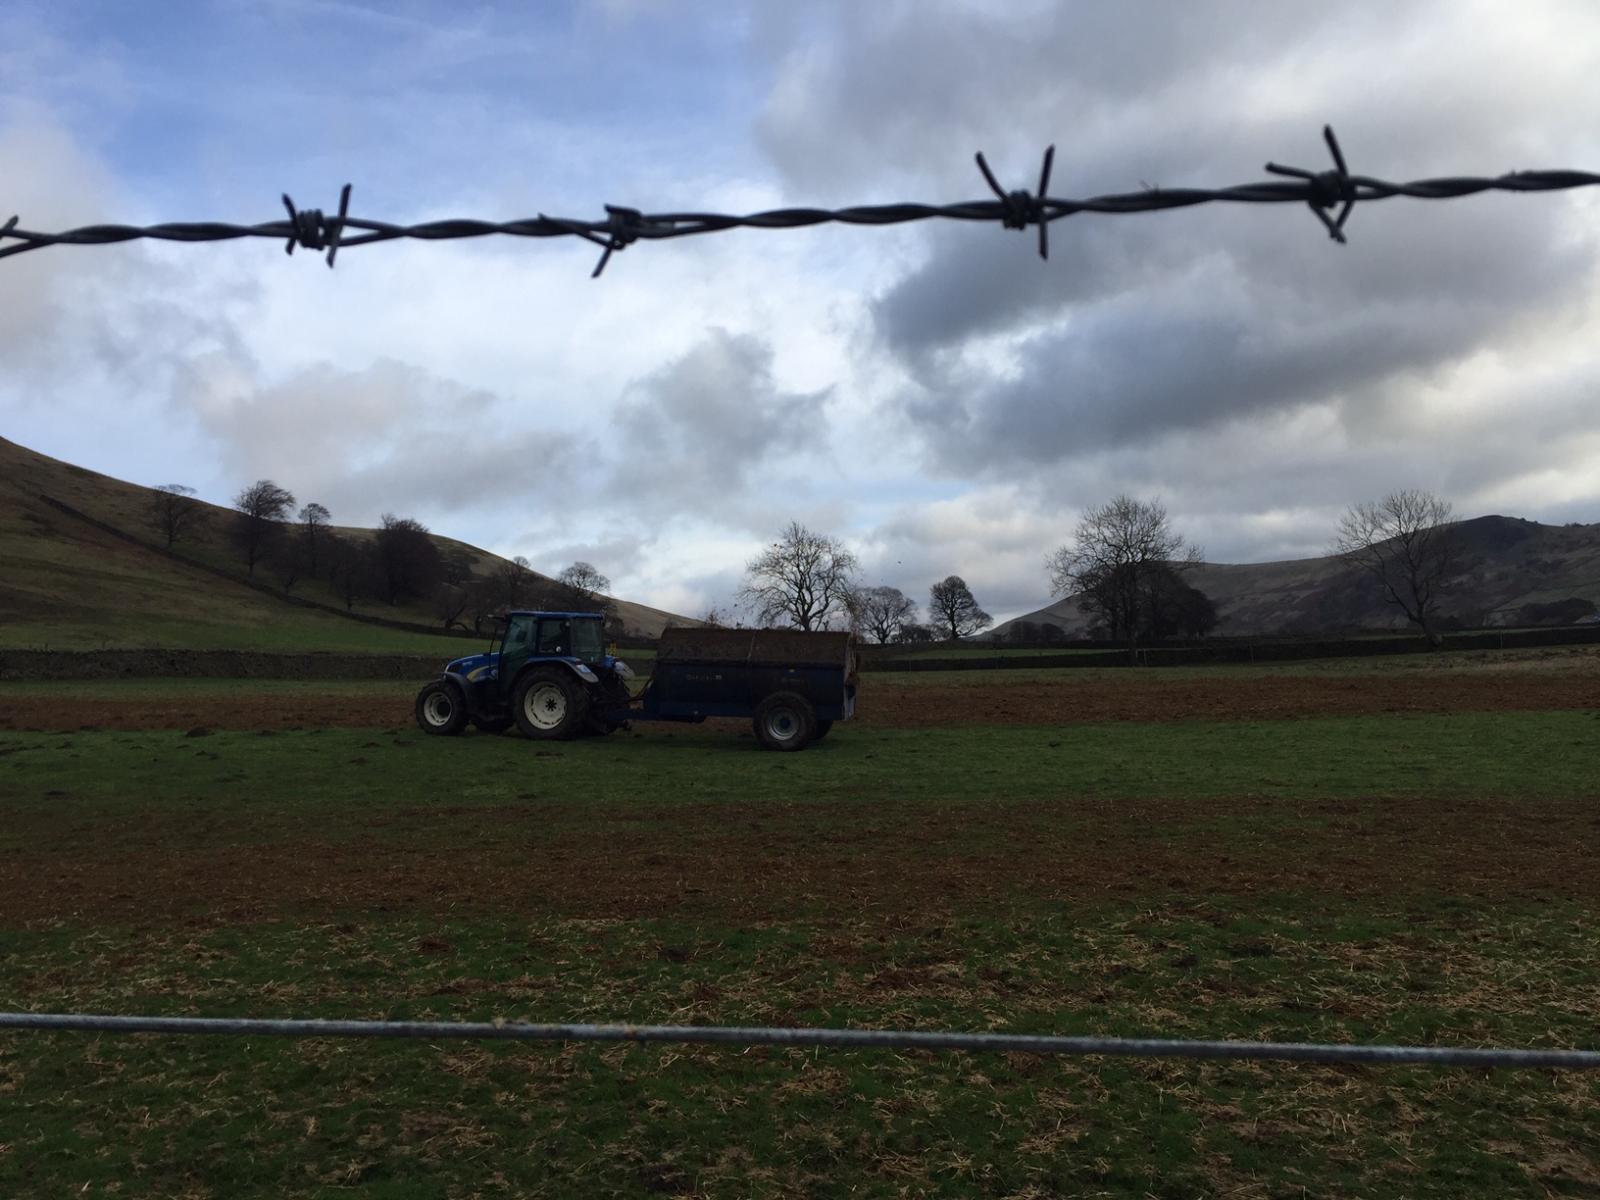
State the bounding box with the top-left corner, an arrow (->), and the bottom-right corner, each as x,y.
513,669 -> 589,741
415,680 -> 467,736
753,691 -> 816,751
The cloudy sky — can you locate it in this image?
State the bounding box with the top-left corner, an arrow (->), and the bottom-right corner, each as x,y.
4,1 -> 1600,623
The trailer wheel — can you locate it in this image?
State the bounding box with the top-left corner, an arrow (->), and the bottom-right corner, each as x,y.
415,680 -> 467,736
753,691 -> 816,751
513,668 -> 589,741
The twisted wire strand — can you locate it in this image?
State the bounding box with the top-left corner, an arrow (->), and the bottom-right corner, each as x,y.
2,127 -> 1596,275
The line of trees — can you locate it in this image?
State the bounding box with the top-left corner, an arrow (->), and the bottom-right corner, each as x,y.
733,521 -> 994,643
142,477 -> 618,634
1042,488 -> 1460,648
144,479 -> 1462,647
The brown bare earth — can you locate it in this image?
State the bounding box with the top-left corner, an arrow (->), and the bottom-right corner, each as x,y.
2,671 -> 1596,732
8,792 -> 1599,928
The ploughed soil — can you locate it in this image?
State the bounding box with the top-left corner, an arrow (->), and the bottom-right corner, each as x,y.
2,671 -> 1597,733
7,793 -> 1598,927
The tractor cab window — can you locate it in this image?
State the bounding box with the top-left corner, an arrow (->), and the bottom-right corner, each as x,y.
535,619 -> 571,657
502,616 -> 534,655
571,619 -> 604,665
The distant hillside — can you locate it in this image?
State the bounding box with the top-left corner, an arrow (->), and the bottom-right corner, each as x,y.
990,515 -> 1600,639
0,435 -> 690,651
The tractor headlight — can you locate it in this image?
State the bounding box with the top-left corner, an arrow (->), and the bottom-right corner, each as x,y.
573,664 -> 600,683
613,660 -> 636,680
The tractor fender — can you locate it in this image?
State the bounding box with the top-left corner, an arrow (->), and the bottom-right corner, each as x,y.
441,671 -> 480,718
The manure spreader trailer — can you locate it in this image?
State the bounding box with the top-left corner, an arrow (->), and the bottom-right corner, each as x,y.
415,613 -> 857,751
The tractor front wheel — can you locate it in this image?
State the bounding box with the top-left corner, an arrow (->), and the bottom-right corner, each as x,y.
513,669 -> 590,741
752,691 -> 816,752
415,680 -> 468,736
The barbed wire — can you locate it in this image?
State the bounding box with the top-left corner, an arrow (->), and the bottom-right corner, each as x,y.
3,128 -> 1597,277
4,1011 -> 1598,1069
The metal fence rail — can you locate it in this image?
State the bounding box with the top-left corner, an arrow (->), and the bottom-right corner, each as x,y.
4,1012 -> 1598,1070
4,127 -> 1598,275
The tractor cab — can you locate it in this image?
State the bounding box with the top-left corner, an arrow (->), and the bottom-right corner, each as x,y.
500,611 -> 606,676
445,612 -> 610,693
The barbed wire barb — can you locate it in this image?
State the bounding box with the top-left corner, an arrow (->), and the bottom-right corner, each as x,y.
974,144 -> 1056,259
3,127 -> 1599,273
592,204 -> 644,277
280,183 -> 352,266
1265,124 -> 1357,243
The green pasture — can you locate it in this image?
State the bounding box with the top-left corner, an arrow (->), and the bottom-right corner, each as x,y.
1,697 -> 1598,1197
2,711 -> 1598,813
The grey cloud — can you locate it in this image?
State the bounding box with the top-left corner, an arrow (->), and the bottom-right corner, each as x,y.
523,533 -> 648,580
173,353 -> 583,522
858,493 -> 1064,621
611,328 -> 831,520
755,2 -> 1347,193
899,198 -> 1593,473
326,425 -> 585,520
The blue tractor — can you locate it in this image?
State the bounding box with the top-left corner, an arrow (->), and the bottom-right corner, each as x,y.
414,613 -> 857,751
414,610 -> 627,741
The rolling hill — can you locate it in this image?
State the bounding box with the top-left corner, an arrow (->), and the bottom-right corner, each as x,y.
0,435 -> 689,652
989,515 -> 1600,640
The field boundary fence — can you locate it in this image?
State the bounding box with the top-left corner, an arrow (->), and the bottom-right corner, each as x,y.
4,1011 -> 1597,1071
860,624 -> 1600,672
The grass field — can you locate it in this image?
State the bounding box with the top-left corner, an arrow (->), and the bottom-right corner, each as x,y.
2,655 -> 1598,1197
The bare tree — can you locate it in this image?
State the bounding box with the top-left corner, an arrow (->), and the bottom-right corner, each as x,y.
297,502 -> 331,576
439,545 -> 476,587
232,480 -> 296,575
558,561 -> 611,599
854,586 -> 917,644
928,576 -> 992,641
374,514 -> 442,604
1141,565 -> 1220,639
738,521 -> 859,631
324,534 -> 373,610
268,535 -> 309,592
146,483 -> 207,549
497,555 -> 532,608
465,577 -> 503,634
434,582 -> 472,630
1333,489 -> 1457,643
1047,495 -> 1202,652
